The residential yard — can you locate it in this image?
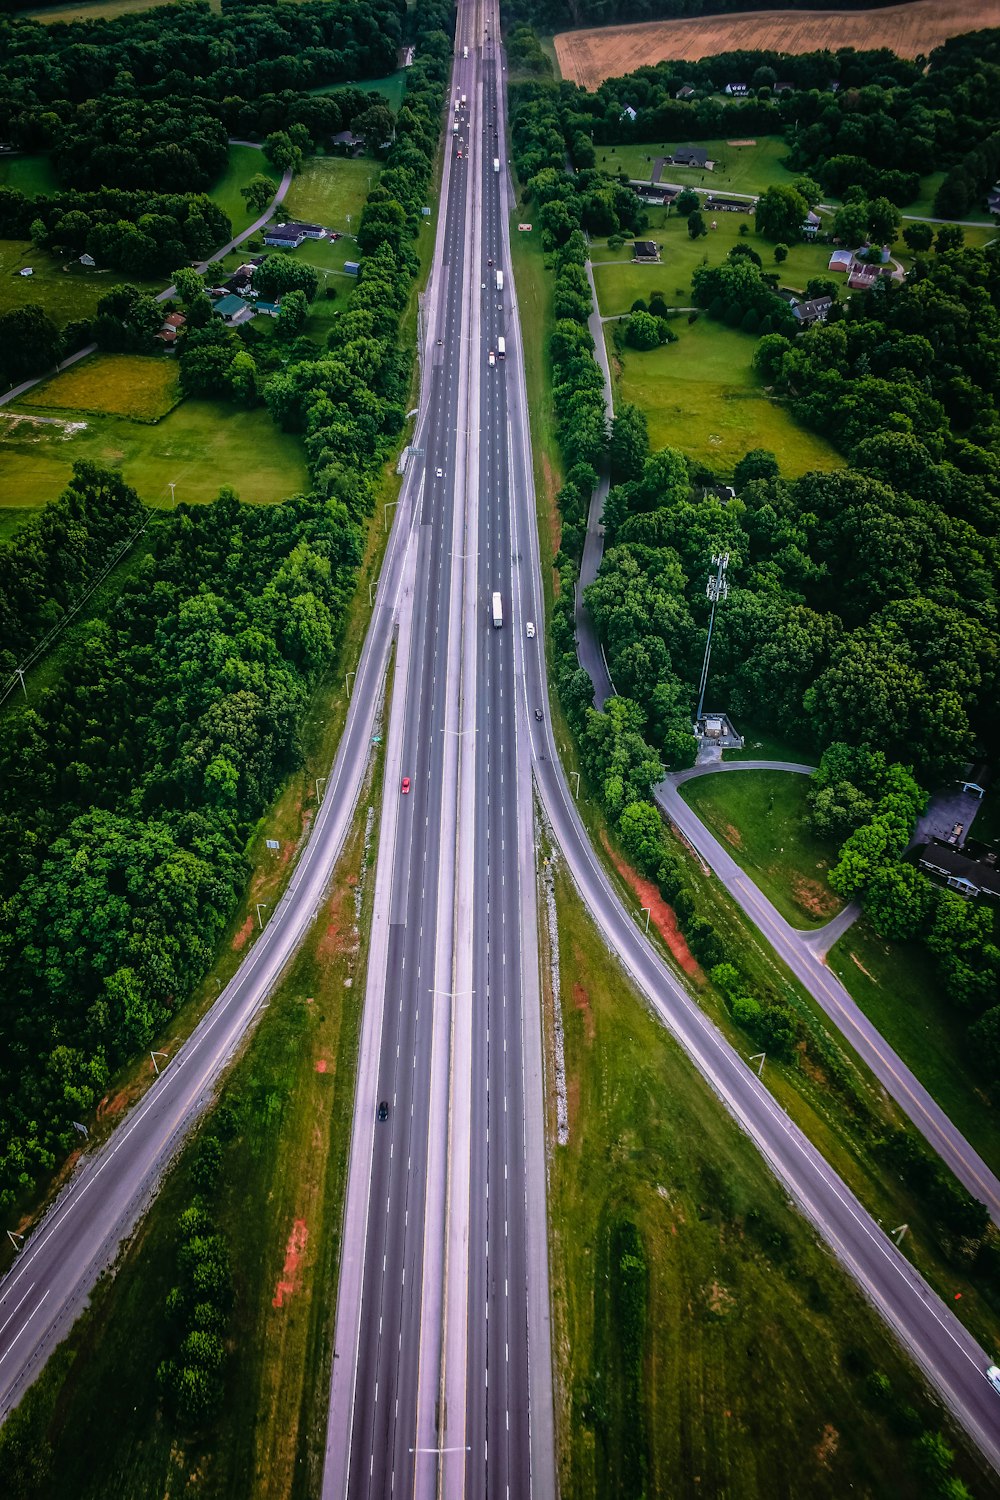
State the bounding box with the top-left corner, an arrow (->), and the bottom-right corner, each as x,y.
21,353 -> 181,422
829,919 -> 1000,1178
0,238 -> 159,330
602,134 -> 797,195
0,392 -> 308,508
282,156 -> 379,232
0,730 -> 379,1499
0,154 -> 59,197
544,856 -> 992,1500
606,318 -> 842,477
680,769 -> 842,928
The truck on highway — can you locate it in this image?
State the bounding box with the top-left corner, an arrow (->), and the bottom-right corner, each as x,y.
493,157 -> 500,173
461,93 -> 467,106
495,269 -> 503,292
492,592 -> 503,628
497,336 -> 505,359
463,45 -> 468,58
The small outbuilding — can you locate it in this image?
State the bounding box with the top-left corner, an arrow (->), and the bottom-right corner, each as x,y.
632,240 -> 660,261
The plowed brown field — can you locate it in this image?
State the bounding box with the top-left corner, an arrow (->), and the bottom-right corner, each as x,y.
555,0 -> 1000,89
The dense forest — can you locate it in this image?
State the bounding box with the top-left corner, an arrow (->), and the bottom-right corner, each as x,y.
508,26 -> 1000,1146
0,0 -> 454,1209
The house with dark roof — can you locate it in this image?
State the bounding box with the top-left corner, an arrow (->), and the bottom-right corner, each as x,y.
792,295 -> 833,327
675,85 -> 695,100
263,223 -> 306,249
917,839 -> 1000,900
332,129 -> 366,155
632,240 -> 660,261
672,145 -> 709,169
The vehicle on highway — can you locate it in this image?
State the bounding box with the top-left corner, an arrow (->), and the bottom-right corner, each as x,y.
534,709 -> 543,721
989,1364 -> 1000,1393
377,1100 -> 389,1121
457,149 -> 463,159
401,776 -> 411,794
436,467 -> 443,476
462,45 -> 468,58
495,269 -> 504,292
497,336 -> 505,359
525,621 -> 535,638
488,350 -> 495,366
493,156 -> 500,173
492,592 -> 503,628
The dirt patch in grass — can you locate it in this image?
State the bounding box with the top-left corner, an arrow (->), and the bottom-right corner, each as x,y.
572,979 -> 595,1044
602,831 -> 702,978
232,913 -> 254,952
706,1280 -> 735,1316
816,1424 -> 840,1466
790,874 -> 840,920
272,1219 -> 309,1308
723,822 -> 743,848
849,951 -> 879,984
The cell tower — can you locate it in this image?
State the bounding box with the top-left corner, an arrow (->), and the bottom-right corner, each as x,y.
695,552 -> 729,724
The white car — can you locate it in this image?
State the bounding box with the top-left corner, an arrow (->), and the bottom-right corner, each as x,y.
525,621 -> 535,638
988,1365 -> 1000,1393
488,350 -> 495,366
436,467 -> 443,477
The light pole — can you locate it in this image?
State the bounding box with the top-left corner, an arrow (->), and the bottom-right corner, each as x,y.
168,481 -> 176,508
749,1051 -> 766,1078
256,902 -> 270,929
150,1050 -> 168,1076
369,577 -> 376,607
345,670 -> 355,697
316,776 -> 327,802
695,551 -> 729,725
641,906 -> 651,934
384,498 -> 399,531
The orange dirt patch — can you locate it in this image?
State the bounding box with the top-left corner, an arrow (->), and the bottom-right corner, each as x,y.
849,950 -> 878,984
314,1058 -> 328,1073
272,1218 -> 309,1308
554,1 -> 1000,88
790,873 -> 840,920
816,1423 -> 839,1466
602,832 -> 702,979
722,822 -> 743,849
97,1087 -> 133,1123
572,979 -> 596,1044
726,139 -> 756,146
232,912 -> 254,952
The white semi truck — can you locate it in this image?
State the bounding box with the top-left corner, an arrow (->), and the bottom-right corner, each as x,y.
495,269 -> 503,291
492,592 -> 503,628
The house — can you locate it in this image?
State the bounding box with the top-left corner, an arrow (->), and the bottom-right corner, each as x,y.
675,85 -> 696,100
212,293 -> 253,324
620,104 -> 637,123
917,839 -> 1000,900
254,300 -> 279,316
332,129 -> 366,155
632,240 -> 660,262
162,311 -> 185,329
828,249 -> 854,273
774,81 -> 794,94
672,145 -> 709,169
802,209 -> 822,236
792,295 -> 833,327
705,195 -> 750,213
987,189 -> 1000,215
263,223 -> 306,249
847,261 -> 880,289
286,221 -> 325,240
79,253 -> 96,268
724,82 -> 749,96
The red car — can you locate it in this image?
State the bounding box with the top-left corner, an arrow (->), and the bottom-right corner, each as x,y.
401,776 -> 411,794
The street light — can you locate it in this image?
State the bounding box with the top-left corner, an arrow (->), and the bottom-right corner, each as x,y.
256,902 -> 270,930
641,906 -> 651,934
345,671 -> 355,697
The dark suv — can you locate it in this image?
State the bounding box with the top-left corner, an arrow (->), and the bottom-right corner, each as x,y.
377,1100 -> 389,1122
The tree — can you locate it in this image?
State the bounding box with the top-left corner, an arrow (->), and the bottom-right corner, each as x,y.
755,184 -> 808,243
275,288 -> 308,341
687,209 -> 707,240
609,403 -> 649,484
240,174 -> 278,216
264,131 -> 303,176
935,223 -> 965,254
674,187 -> 699,217
0,303 -> 62,387
92,283 -> 162,353
623,310 -> 660,351
902,221 -> 933,252
733,448 -> 780,488
254,255 -> 318,303
868,195 -> 901,244
863,862 -> 934,940
773,242 -> 789,263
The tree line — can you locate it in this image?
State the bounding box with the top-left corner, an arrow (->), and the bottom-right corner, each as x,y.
502,0 -> 910,32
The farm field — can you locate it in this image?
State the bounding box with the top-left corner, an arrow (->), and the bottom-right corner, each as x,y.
282,156 -> 379,232
544,856 -> 987,1500
829,919 -> 1000,1177
555,0 -> 1000,88
0,154 -> 59,198
23,0 -> 182,19
0,239 -> 159,330
309,69 -> 408,111
22,354 -> 180,421
680,770 -> 842,929
0,387 -> 308,509
607,318 -> 842,476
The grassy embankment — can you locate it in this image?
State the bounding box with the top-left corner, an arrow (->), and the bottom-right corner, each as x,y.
509,195 -> 1000,1354
0,712 -> 384,1498
680,769 -> 843,929
543,854 -> 996,1500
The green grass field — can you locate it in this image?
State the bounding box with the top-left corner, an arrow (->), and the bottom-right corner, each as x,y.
546,857 -> 990,1500
0,154 -> 59,197
604,134 -> 797,196
0,392 -> 308,508
0,239 -> 160,331
207,143 -> 273,236
21,353 -> 181,421
607,318 -> 842,477
0,730 -> 376,1497
681,769 -> 843,928
829,919 -> 1000,1178
309,69 -> 408,111
282,156 -> 379,232
23,0 -> 181,19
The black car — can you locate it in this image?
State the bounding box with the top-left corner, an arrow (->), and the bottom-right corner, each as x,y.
377,1100 -> 389,1121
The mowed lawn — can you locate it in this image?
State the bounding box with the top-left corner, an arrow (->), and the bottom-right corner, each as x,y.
208,144 -> 275,237
0,239 -> 160,330
829,918 -> 1000,1177
602,134 -> 797,196
310,70 -> 408,110
0,154 -> 60,197
282,156 -> 379,232
680,770 -> 844,929
0,393 -> 308,508
607,318 -> 842,475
